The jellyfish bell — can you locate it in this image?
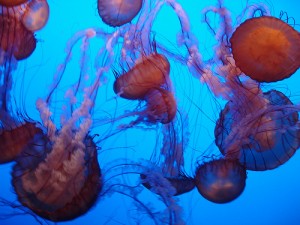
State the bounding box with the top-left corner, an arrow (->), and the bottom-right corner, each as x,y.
195,158 -> 247,204
21,0 -> 50,31
143,87 -> 177,124
113,53 -> 171,100
0,119 -> 43,164
0,0 -> 49,32
12,132 -> 102,221
140,173 -> 195,196
0,14 -> 37,164
97,0 -> 143,27
230,16 -> 300,82
0,14 -> 36,61
0,0 -> 28,7
10,28 -> 106,221
215,89 -> 300,171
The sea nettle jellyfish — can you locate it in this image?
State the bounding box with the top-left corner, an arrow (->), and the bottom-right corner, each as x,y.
97,0 -> 143,27
215,89 -> 300,171
195,158 -> 246,203
0,0 -> 28,7
0,14 -> 37,164
230,16 -> 300,82
11,29 -> 104,221
0,0 -> 49,32
141,114 -> 195,196
113,53 -> 177,125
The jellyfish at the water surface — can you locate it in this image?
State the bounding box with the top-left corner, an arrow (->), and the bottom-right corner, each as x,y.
230,16 -> 300,82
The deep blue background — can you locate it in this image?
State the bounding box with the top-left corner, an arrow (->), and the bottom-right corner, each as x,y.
0,0 -> 300,224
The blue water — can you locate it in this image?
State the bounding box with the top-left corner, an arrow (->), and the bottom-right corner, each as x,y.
0,0 -> 300,225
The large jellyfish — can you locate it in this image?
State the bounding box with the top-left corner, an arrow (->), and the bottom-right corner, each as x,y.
230,16 -> 300,82
191,1 -> 300,171
215,89 -> 300,171
11,29 -> 105,221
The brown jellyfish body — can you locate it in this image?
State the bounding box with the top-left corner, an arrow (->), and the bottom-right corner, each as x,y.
141,173 -> 195,196
0,15 -> 36,61
0,121 -> 43,164
12,133 -> 102,221
144,88 -> 177,124
97,0 -> 143,27
230,16 -> 300,82
21,0 -> 49,31
195,159 -> 246,204
215,90 -> 300,171
0,0 -> 28,7
113,53 -> 171,100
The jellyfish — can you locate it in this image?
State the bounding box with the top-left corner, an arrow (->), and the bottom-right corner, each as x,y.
0,0 -> 49,32
97,0 -> 143,27
0,13 -> 38,164
141,113 -> 195,196
0,0 -> 28,7
112,52 -> 177,125
113,53 -> 171,100
21,0 -> 50,31
215,89 -> 300,171
195,158 -> 247,203
230,16 -> 300,82
11,29 -> 106,221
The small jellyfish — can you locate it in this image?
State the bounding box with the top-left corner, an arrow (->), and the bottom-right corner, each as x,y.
21,0 -> 50,31
0,0 -> 49,32
195,158 -> 246,204
230,16 -> 300,82
112,53 -> 176,125
215,89 -> 300,171
141,114 -> 195,196
144,88 -> 177,124
113,53 -> 171,100
97,0 -> 143,27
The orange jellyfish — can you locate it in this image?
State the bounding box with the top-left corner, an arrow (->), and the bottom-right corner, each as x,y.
0,14 -> 37,164
230,16 -> 300,82
195,158 -> 247,203
0,0 -> 28,7
112,53 -> 176,125
21,0 -> 49,31
0,0 -> 49,32
113,53 -> 171,100
143,88 -> 177,124
215,89 -> 300,171
0,14 -> 36,60
97,0 -> 143,27
11,29 -> 103,221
